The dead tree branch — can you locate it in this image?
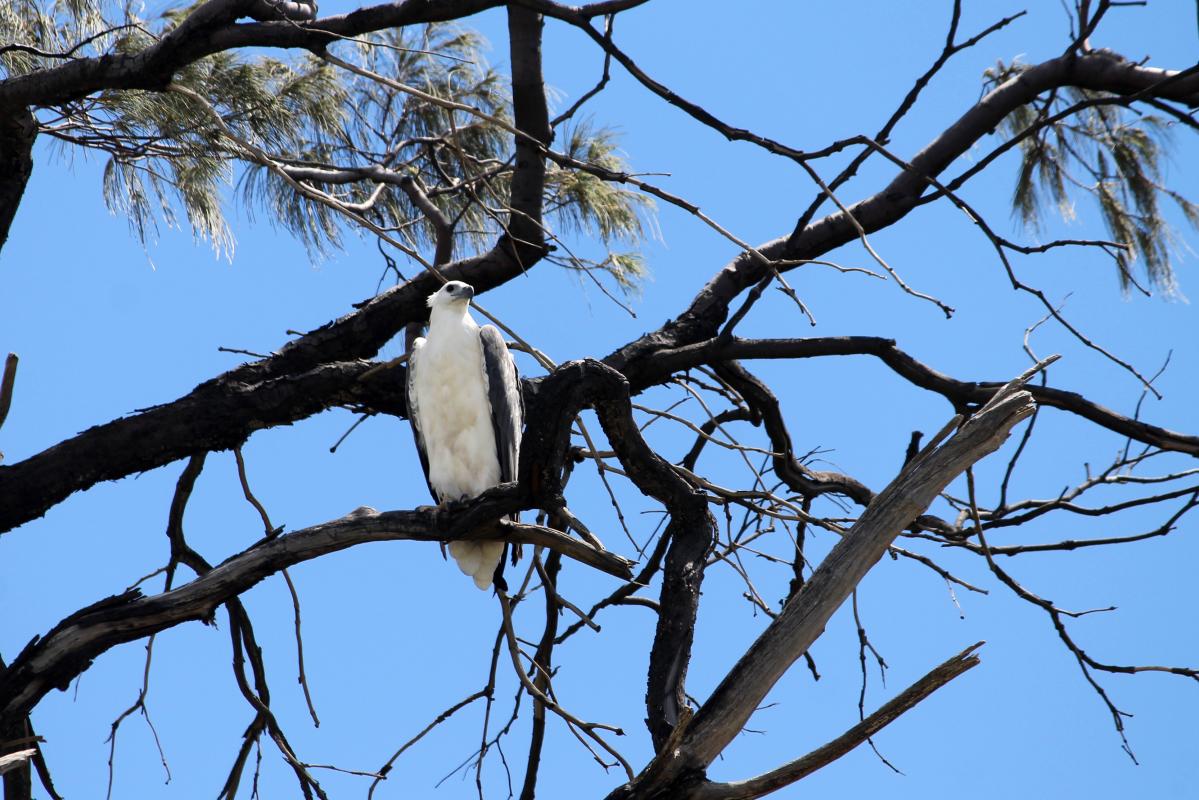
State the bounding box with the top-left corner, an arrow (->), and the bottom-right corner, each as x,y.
607,365 -> 1039,797
689,642 -> 984,800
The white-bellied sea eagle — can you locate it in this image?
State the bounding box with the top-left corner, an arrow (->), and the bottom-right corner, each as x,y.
406,281 -> 523,589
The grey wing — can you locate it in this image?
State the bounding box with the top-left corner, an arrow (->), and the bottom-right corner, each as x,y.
406,339 -> 440,503
479,325 -> 523,486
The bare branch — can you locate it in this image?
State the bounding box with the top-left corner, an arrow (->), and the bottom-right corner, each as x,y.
668,375 -> 1034,779
496,589 -> 633,779
0,494 -> 631,727
368,690 -> 488,799
644,337 -> 1199,456
0,354 -> 16,433
0,353 -> 17,463
234,448 -> 320,728
690,643 -> 984,800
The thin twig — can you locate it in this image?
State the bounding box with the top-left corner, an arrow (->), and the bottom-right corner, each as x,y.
234,447 -> 320,728
496,590 -> 634,778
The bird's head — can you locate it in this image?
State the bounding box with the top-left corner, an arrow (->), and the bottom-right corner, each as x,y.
427,281 -> 475,312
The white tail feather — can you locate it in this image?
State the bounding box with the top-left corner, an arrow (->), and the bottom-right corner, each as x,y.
448,540 -> 505,590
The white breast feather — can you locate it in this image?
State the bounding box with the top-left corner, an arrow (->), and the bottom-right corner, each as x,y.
411,314 -> 505,589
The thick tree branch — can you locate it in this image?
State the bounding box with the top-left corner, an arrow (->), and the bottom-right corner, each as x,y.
0,109 -> 36,250
0,359 -> 403,533
0,749 -> 35,777
0,726 -> 32,800
505,5 -> 552,264
681,381 -> 1034,768
0,1 -> 504,110
649,337 -> 1199,457
0,2 -> 556,535
590,380 -> 715,751
690,643 -> 983,800
602,49 -> 1199,376
0,0 -> 649,110
0,495 -> 630,728
244,0 -> 318,22
0,0 -> 658,113
523,360 -> 716,751
608,370 -> 1038,797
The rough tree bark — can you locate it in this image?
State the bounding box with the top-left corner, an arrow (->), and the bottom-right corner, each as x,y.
0,108 -> 35,250
604,376 -> 1037,799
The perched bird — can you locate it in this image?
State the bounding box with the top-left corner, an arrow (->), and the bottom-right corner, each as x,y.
406,281 -> 523,589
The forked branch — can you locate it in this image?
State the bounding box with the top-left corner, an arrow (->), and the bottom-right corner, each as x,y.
0,497 -> 629,728
608,363 -> 1041,797
691,642 -> 984,800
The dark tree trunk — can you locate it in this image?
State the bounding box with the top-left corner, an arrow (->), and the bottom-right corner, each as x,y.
0,653 -> 32,800
0,107 -> 36,252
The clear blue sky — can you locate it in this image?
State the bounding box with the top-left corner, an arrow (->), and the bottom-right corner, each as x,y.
2,2 -> 1197,798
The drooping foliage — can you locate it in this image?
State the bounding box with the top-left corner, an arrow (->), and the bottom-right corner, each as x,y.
5,6 -> 654,290
985,58 -> 1198,293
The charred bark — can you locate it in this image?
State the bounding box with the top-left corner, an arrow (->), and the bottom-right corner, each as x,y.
0,107 -> 35,252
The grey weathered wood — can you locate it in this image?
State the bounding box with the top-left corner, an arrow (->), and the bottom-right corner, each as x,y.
683,387 -> 1033,768
616,378 -> 1036,794
0,749 -> 35,776
690,643 -> 983,800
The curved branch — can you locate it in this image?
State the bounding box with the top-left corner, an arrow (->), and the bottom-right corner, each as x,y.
609,369 -> 1038,798
0,109 -> 36,250
691,643 -> 983,800
0,0 -> 505,109
2,42 -> 1193,559
0,0 -> 660,112
710,360 -> 878,507
0,5 -> 555,536
0,360 -> 404,534
601,49 -> 1199,377
646,337 -> 1199,457
522,360 -> 716,751
0,497 -> 630,728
